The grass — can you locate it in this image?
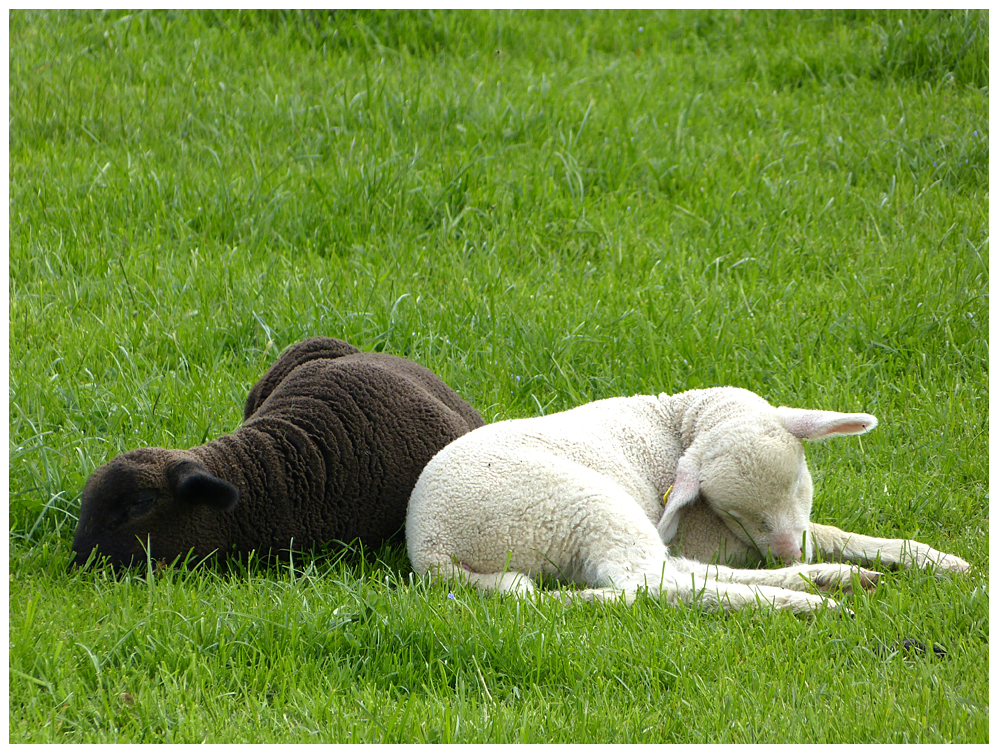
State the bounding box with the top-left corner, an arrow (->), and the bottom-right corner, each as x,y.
7,9 -> 989,743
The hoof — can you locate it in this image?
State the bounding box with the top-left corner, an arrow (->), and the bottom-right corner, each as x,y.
856,568 -> 881,591
935,555 -> 971,574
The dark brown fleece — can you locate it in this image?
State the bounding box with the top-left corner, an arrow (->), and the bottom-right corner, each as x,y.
72,337 -> 485,568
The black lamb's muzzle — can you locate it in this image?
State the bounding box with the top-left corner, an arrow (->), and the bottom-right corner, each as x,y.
72,529 -> 219,571
70,541 -> 137,570
70,524 -> 150,570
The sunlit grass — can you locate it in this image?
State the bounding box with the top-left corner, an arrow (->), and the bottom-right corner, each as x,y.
8,9 -> 988,743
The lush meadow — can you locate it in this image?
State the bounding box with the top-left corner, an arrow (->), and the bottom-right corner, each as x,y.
8,10 -> 989,742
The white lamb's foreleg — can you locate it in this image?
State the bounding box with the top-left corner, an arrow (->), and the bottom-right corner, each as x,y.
808,523 -> 970,572
674,557 -> 880,594
551,567 -> 844,615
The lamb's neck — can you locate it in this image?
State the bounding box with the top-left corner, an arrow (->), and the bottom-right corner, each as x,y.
189,430 -> 272,495
191,418 -> 327,549
186,427 -> 295,551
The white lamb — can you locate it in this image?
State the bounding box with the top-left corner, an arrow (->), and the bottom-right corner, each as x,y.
406,387 -> 970,615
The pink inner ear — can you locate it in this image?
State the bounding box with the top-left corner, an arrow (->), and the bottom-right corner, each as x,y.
777,408 -> 878,440
818,420 -> 872,436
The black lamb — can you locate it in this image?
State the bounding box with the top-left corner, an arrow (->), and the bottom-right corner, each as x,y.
72,337 -> 485,568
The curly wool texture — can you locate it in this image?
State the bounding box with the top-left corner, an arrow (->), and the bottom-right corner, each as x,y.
72,337 -> 485,567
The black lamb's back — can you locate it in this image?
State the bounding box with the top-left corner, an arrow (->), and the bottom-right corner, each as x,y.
243,337 -> 361,420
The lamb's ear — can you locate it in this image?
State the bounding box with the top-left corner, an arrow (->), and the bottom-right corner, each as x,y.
776,407 -> 878,440
657,454 -> 701,543
169,461 -> 240,512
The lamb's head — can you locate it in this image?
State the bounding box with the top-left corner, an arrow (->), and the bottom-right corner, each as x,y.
658,401 -> 877,563
72,448 -> 239,569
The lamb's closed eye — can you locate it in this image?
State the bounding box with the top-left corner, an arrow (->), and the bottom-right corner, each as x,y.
126,493 -> 157,520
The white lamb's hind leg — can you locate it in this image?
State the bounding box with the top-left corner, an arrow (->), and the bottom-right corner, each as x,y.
677,558 -> 881,594
684,579 -> 843,615
468,570 -> 537,595
425,560 -> 537,596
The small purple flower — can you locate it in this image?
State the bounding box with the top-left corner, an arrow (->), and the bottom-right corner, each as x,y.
447,592 -> 456,600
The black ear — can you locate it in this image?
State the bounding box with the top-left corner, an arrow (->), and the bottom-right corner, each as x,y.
170,461 -> 239,512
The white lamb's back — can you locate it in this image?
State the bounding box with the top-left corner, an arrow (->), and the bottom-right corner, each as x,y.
508,395 -> 677,504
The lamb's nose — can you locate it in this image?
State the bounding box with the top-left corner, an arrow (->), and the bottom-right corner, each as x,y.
771,537 -> 803,563
781,547 -> 803,563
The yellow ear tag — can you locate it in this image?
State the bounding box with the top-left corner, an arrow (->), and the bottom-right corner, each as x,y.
662,485 -> 673,507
